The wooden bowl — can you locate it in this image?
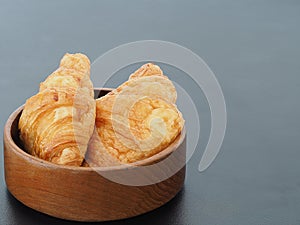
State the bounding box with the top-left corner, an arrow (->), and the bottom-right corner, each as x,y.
3,88 -> 186,222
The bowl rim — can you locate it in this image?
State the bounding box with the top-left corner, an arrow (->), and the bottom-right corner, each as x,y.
4,93 -> 186,172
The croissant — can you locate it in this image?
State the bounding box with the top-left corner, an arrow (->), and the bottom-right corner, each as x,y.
85,63 -> 184,165
19,53 -> 95,166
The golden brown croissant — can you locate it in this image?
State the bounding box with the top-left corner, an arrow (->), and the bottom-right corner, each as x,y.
85,63 -> 184,165
19,53 -> 95,166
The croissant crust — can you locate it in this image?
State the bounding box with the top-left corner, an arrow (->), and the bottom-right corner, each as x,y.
86,63 -> 184,165
19,53 -> 95,166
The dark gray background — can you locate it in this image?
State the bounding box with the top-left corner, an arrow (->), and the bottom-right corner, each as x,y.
1,0 -> 300,224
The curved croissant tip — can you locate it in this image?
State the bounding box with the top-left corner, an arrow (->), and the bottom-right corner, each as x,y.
60,53 -> 91,74
62,52 -> 90,63
129,62 -> 163,79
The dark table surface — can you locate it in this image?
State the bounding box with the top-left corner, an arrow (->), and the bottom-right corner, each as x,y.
1,0 -> 300,225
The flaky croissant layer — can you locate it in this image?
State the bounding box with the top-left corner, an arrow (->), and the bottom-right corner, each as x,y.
19,53 -> 95,166
85,63 -> 185,165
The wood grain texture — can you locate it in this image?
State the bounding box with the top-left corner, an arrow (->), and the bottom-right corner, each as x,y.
3,89 -> 186,222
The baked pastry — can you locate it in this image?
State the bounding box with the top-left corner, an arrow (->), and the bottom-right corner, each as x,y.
19,53 -> 95,166
85,63 -> 184,165
129,62 -> 164,79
